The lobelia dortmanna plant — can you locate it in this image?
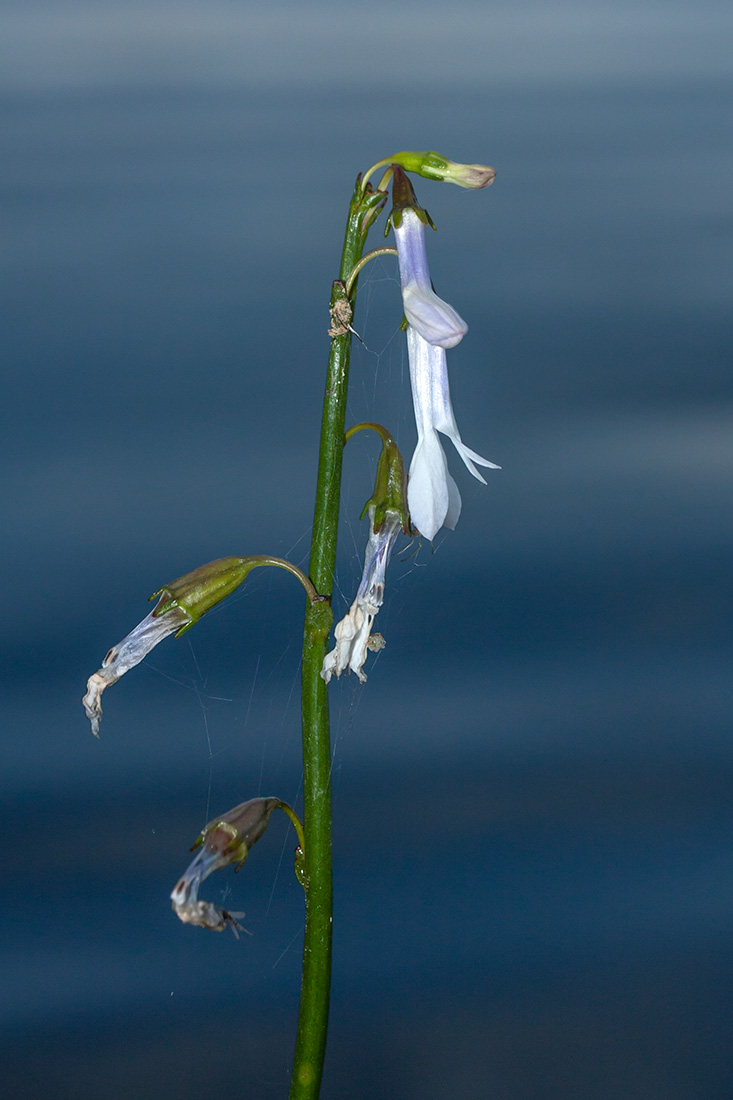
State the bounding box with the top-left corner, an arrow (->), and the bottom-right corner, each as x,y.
82,150 -> 498,1100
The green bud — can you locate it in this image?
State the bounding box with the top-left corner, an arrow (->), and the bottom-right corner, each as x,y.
390,150 -> 496,189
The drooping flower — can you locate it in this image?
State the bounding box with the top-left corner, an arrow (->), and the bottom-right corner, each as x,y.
322,424 -> 411,685
82,556 -> 265,736
321,505 -> 403,684
171,797 -> 285,937
82,598 -> 190,737
406,324 -> 499,541
389,166 -> 468,350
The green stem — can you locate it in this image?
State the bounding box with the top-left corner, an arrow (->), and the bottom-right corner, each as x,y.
277,801 -> 307,858
343,246 -> 397,297
288,176 -> 386,1100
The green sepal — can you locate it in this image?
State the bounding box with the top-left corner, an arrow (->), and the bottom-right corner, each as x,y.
347,422 -> 411,535
150,556 -> 257,635
394,150 -> 450,182
385,165 -> 436,237
382,150 -> 496,190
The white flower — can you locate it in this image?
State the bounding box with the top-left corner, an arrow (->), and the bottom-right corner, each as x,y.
406,325 -> 499,541
321,506 -> 402,684
82,598 -> 190,737
393,208 -> 468,349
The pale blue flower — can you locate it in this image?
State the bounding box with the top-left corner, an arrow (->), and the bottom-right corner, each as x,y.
393,208 -> 468,349
406,325 -> 499,540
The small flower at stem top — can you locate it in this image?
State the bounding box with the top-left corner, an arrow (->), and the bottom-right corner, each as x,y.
322,425 -> 410,685
388,166 -> 468,350
406,324 -> 500,541
364,150 -> 496,191
395,151 -> 496,189
171,797 -> 296,938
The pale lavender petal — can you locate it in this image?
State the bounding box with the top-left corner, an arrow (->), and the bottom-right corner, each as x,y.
394,209 -> 467,349
407,324 -> 435,441
420,336 -> 500,482
392,208 -> 432,290
402,284 -> 468,349
445,472 -> 462,530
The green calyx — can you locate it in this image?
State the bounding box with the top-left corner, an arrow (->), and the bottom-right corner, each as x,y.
385,165 -> 435,235
151,556 -> 322,636
394,150 -> 451,181
345,422 -> 411,534
364,150 -> 496,192
151,557 -> 259,635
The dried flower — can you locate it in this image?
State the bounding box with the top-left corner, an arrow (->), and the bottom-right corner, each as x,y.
321,506 -> 402,684
82,598 -> 190,737
82,557 -> 263,736
171,797 -> 284,937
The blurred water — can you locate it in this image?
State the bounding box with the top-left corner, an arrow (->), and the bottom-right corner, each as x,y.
1,3 -> 732,1096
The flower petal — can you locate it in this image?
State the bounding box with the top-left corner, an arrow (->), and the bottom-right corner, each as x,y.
82,599 -> 190,736
321,508 -> 401,683
417,333 -> 500,481
393,208 -> 467,349
407,429 -> 454,540
402,283 -> 468,349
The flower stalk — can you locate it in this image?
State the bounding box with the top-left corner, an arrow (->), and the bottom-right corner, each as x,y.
290,175 -> 386,1100
82,151 -> 495,1100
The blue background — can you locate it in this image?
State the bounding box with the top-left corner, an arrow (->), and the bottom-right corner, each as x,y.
2,2 -> 732,1096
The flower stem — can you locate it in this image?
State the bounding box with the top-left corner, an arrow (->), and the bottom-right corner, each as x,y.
288,175 -> 386,1100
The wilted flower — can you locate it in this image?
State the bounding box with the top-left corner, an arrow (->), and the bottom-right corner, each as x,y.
407,324 -> 499,540
82,556 -> 269,737
322,424 -> 410,684
171,796 -> 285,938
321,505 -> 403,684
389,166 -> 467,350
82,598 -> 190,737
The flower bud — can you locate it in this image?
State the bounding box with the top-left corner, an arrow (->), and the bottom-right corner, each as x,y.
390,150 -> 496,189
